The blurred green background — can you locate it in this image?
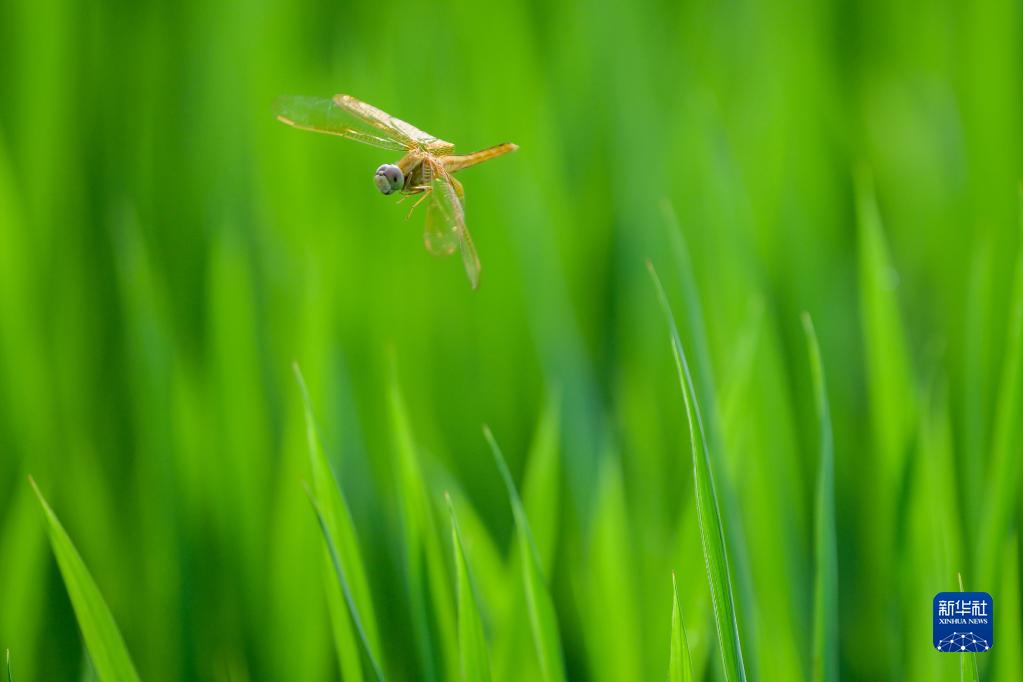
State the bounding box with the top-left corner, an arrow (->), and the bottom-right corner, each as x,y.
0,0 -> 1021,678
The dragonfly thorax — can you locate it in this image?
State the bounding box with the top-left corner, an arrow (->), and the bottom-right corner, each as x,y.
374,164 -> 404,195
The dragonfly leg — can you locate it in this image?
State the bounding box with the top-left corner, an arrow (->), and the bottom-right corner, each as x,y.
406,188 -> 432,219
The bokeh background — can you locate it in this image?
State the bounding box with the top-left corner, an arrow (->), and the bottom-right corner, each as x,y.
0,0 -> 1021,678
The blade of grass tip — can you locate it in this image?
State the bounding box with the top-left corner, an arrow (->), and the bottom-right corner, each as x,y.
660,200 -> 718,422
855,168 -> 916,475
647,262 -> 748,682
447,492 -> 492,682
28,477 -> 140,682
484,425 -> 566,682
293,363 -> 383,681
6,649 -> 11,682
522,389 -> 562,576
956,573 -> 979,682
854,170 -> 914,670
802,313 -> 838,682
303,485 -> 386,682
670,572 -> 695,682
662,203 -> 758,674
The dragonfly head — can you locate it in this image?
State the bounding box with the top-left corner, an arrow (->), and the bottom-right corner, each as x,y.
374,164 -> 404,195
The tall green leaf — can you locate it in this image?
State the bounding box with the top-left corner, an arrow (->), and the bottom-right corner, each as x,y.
389,376 -> 458,681
305,489 -> 386,682
485,426 -> 566,682
855,171 -> 916,671
976,221 -> 1023,588
994,539 -> 1021,680
522,391 -> 562,576
583,455 -> 641,681
648,262 -> 748,682
802,313 -> 838,682
957,573 -> 979,682
28,478 -> 140,682
669,572 -> 695,682
294,364 -> 383,681
447,493 -> 492,682
855,169 -> 916,484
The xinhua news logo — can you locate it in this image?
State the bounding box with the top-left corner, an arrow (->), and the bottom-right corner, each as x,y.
933,592 -> 993,653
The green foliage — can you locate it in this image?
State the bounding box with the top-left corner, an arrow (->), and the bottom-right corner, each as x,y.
521,392 -> 561,576
976,226 -> 1023,589
306,490 -> 386,682
29,479 -> 140,682
1,0 -> 1021,677
486,427 -> 566,682
802,314 -> 838,682
957,573 -> 980,682
390,377 -> 458,680
669,573 -> 695,682
582,456 -> 641,681
447,493 -> 492,682
296,364 -> 384,681
649,263 -> 748,682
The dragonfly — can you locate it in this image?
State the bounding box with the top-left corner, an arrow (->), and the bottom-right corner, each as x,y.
274,94 -> 518,289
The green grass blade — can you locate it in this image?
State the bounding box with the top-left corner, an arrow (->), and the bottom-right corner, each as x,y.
485,425 -> 566,682
583,455 -> 641,681
522,390 -> 562,575
976,225 -> 1023,588
6,648 -> 11,682
305,488 -> 386,682
994,539 -> 1022,680
854,171 -> 916,671
956,573 -> 979,682
669,572 -> 695,682
447,493 -> 492,682
389,376 -> 458,681
648,262 -> 748,682
28,478 -> 140,682
802,313 -> 839,682
294,364 -> 383,681
855,169 -> 917,477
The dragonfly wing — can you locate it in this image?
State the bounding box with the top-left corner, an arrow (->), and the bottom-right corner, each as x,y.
334,94 -> 453,152
424,171 -> 481,289
274,96 -> 408,151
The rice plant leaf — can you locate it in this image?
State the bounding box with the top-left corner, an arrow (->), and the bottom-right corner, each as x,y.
669,572 -> 695,682
957,573 -> 979,682
389,377 -> 458,681
28,477 -> 140,682
447,493 -> 492,682
294,364 -> 384,681
304,489 -> 386,681
854,172 -> 915,670
855,170 -> 916,477
485,425 -> 566,682
648,262 -> 748,682
522,390 -> 561,575
802,313 -> 839,682
994,539 -> 1022,679
976,223 -> 1023,588
583,456 -> 641,681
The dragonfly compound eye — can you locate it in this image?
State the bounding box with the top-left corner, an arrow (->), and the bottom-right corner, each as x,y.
374,164 -> 404,195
